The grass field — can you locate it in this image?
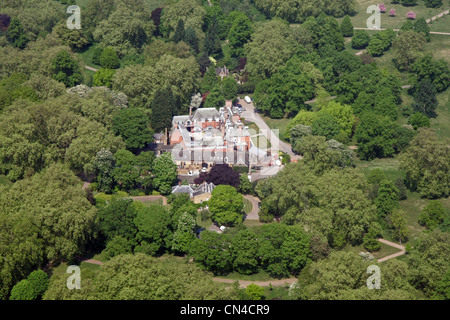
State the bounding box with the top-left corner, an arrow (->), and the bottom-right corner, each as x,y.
259,116 -> 291,142
243,198 -> 253,214
425,33 -> 450,64
342,241 -> 402,261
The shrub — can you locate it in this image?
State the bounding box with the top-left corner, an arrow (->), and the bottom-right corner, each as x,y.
378,4 -> 386,12
406,12 -> 416,20
9,280 -> 37,300
27,270 -> 49,297
389,9 -> 396,17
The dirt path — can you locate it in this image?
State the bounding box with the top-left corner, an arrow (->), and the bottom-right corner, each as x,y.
132,195 -> 168,206
85,65 -> 98,72
376,238 -> 406,263
426,9 -> 449,23
213,277 -> 297,289
83,259 -> 103,266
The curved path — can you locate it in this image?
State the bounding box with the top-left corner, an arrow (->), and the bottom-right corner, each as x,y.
243,195 -> 260,220
213,277 -> 297,289
377,238 -> 406,263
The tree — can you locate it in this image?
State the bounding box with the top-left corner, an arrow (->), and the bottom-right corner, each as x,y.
203,85 -> 226,109
204,17 -> 222,57
222,77 -> 238,100
367,36 -> 385,57
402,0 -> 418,6
134,205 -> 173,255
112,108 -> 153,152
92,47 -> 104,65
194,164 -> 239,190
245,19 -> 296,80
93,5 -> 155,57
209,185 -> 244,227
96,197 -> 137,242
245,284 -> 265,300
408,112 -> 430,130
112,149 -> 141,191
311,114 -> 341,140
27,270 -> 49,298
418,200 -> 445,230
390,209 -> 409,244
355,112 -> 398,160
6,18 -> 28,49
340,15 -> 354,37
171,212 -> 196,253
351,30 -> 370,49
393,30 -> 426,70
173,20 -> 185,44
93,68 -> 116,88
228,13 -> 252,57
102,236 -> 133,260
0,14 -> 10,32
9,280 -> 36,300
184,26 -> 199,53
411,80 -> 438,118
295,251 -> 371,300
423,0 -> 442,8
231,229 -> 259,274
399,128 -> 449,199
99,47 -> 120,69
413,18 -> 430,42
363,228 -> 381,252
409,55 -> 450,93
150,86 -> 177,133
238,174 -> 253,195
51,50 -> 82,87
152,152 -> 178,195
189,231 -> 233,275
374,179 -> 400,218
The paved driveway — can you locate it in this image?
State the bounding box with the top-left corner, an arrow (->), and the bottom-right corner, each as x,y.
238,97 -> 297,159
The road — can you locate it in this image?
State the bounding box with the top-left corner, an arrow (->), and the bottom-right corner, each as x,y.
243,195 -> 260,220
238,97 -> 297,159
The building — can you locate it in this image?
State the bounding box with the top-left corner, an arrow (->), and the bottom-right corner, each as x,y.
171,181 -> 216,204
169,100 -> 251,172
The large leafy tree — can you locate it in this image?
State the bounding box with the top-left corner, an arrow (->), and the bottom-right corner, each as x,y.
96,197 -> 137,242
418,200 -> 445,230
194,164 -> 240,188
6,17 -> 28,49
228,13 -> 252,57
0,164 -> 96,299
399,128 -> 449,199
355,112 -> 398,161
393,30 -> 427,71
409,55 -> 450,93
189,231 -> 233,275
93,4 -> 155,57
112,107 -> 153,152
152,152 -> 178,195
231,229 -> 260,274
51,50 -> 82,87
245,19 -> 296,80
134,205 -> 173,255
411,79 -> 438,118
209,185 -> 244,227
351,30 -> 370,49
150,86 -> 177,133
340,15 -> 353,37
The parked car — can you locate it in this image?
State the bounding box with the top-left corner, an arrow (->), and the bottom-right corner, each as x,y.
244,96 -> 251,104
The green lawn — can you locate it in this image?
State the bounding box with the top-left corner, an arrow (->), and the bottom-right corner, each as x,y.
141,198 -> 164,207
429,10 -> 450,33
342,242 -> 402,261
430,90 -> 450,140
77,43 -> 101,69
263,285 -> 291,300
355,156 -> 405,182
259,116 -> 291,143
243,198 -> 253,214
424,33 -> 450,64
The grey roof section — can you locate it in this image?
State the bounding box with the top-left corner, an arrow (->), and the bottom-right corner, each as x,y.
171,185 -> 195,197
193,182 -> 216,197
173,149 -> 249,166
191,108 -> 221,122
173,115 -> 190,126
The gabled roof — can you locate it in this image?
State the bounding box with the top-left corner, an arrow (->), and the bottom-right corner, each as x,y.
191,108 -> 220,122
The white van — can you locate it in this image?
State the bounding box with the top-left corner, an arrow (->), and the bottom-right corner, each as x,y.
244,96 -> 252,104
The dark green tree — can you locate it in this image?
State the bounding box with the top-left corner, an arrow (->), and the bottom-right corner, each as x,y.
112,108 -> 153,152
418,200 -> 445,230
340,15 -> 354,37
411,79 -> 438,118
228,13 -> 252,57
221,76 -> 238,100
6,18 -> 28,49
311,114 -> 341,140
96,198 -> 137,242
363,227 -> 381,252
51,50 -> 82,87
184,26 -> 199,53
351,30 -> 370,49
27,270 -> 49,298
408,112 -> 430,130
173,19 -> 185,44
99,47 -> 120,69
150,86 -> 177,133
